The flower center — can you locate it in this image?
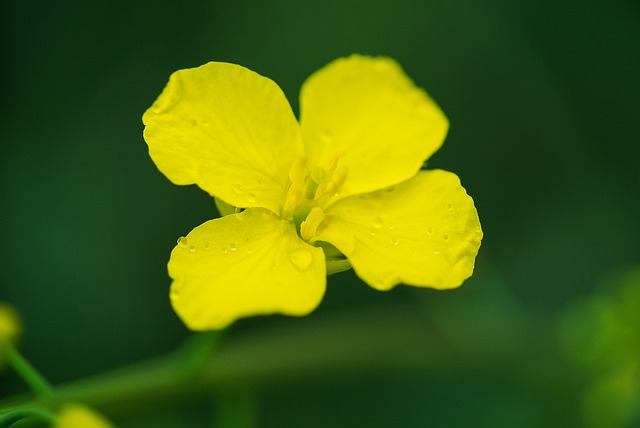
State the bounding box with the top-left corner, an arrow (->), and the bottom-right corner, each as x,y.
281,152 -> 347,241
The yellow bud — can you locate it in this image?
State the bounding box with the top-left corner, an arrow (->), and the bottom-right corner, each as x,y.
0,303 -> 21,345
56,403 -> 115,428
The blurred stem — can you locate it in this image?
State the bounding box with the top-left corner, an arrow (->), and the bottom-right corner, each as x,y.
173,329 -> 226,378
213,388 -> 257,428
4,343 -> 54,399
0,307 -> 459,415
0,407 -> 56,426
1,305 -> 545,420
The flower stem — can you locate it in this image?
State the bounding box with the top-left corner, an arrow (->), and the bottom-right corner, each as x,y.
326,258 -> 351,275
0,407 -> 56,426
213,388 -> 257,428
4,343 -> 54,398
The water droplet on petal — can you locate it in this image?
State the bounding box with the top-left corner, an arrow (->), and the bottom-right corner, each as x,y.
203,241 -> 210,248
288,248 -> 313,272
425,228 -> 433,234
177,236 -> 188,247
443,234 -> 449,241
433,250 -> 440,255
234,206 -> 242,214
447,203 -> 453,210
373,217 -> 383,229
229,243 -> 237,251
222,246 -> 229,253
245,193 -> 257,203
246,247 -> 253,254
189,245 -> 196,252
319,129 -> 333,144
233,184 -> 243,194
152,94 -> 178,114
391,236 -> 399,245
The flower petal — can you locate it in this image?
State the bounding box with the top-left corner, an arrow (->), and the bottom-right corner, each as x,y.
300,55 -> 449,199
317,170 -> 482,291
143,62 -> 302,214
169,208 -> 326,330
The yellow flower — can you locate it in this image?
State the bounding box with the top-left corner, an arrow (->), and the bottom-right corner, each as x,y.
143,55 -> 482,330
0,303 -> 21,345
55,403 -> 114,428
0,303 -> 21,368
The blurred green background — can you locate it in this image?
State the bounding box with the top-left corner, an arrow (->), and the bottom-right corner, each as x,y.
2,0 -> 639,427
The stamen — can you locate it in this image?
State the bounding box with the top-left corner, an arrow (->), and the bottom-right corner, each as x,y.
316,151 -> 347,199
282,156 -> 307,219
300,207 -> 326,241
322,167 -> 348,197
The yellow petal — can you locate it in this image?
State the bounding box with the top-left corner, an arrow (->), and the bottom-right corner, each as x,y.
300,55 -> 448,199
56,404 -> 114,428
169,209 -> 326,330
318,170 -> 482,290
143,62 -> 302,214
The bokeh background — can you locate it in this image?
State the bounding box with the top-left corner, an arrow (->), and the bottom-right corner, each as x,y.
2,0 -> 639,427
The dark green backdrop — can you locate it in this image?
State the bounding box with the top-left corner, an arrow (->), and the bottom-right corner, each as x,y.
2,1 -> 639,427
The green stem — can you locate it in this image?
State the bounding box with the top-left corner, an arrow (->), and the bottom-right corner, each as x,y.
213,388 -> 257,428
2,304 -> 549,420
326,258 -> 351,275
1,307 -> 459,415
0,407 -> 56,427
4,344 -> 54,399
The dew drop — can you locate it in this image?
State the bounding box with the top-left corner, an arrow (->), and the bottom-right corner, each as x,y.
443,234 -> 449,241
433,250 -> 440,255
373,217 -> 383,229
203,241 -> 210,248
447,203 -> 453,210
222,246 -> 229,253
177,236 -> 188,247
388,222 -> 395,230
288,248 -> 313,272
189,245 -> 196,252
151,95 -> 178,114
245,193 -> 257,203
319,129 -> 333,144
234,206 -> 242,214
246,247 -> 254,254
229,243 -> 237,251
425,227 -> 433,234
391,236 -> 399,246
233,184 -> 243,194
